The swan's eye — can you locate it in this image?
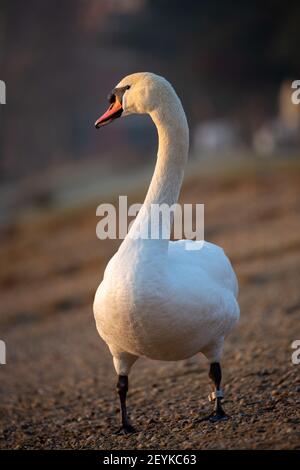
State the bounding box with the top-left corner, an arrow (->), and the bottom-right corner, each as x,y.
108,93 -> 116,104
108,86 -> 131,105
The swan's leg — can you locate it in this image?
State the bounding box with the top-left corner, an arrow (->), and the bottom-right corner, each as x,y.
206,362 -> 229,422
201,340 -> 229,423
112,352 -> 138,434
116,375 -> 135,434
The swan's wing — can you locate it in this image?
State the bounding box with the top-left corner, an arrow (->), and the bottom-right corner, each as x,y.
168,240 -> 239,298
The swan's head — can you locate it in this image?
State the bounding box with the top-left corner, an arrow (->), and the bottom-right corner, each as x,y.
95,72 -> 176,128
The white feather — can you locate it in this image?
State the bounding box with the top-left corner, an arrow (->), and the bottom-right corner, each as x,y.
93,72 -> 239,375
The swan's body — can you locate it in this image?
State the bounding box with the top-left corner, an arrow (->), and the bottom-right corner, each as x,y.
95,240 -> 238,364
93,73 -> 239,432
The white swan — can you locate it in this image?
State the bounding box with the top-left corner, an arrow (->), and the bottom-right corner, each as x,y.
93,72 -> 239,433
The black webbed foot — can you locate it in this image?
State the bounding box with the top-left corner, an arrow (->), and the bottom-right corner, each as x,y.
198,407 -> 230,423
206,409 -> 230,423
115,423 -> 136,435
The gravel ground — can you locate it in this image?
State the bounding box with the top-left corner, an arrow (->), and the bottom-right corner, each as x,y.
0,164 -> 300,449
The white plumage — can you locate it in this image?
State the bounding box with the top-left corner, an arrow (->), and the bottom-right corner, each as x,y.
93,72 -> 239,431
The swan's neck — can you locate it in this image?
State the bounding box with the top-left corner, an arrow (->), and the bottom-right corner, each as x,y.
126,98 -> 189,247
144,106 -> 189,207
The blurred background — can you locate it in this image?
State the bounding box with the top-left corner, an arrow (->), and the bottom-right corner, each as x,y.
1,0 -> 300,223
0,0 -> 300,450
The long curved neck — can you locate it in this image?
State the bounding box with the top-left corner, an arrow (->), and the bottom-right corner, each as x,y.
144,105 -> 189,207
125,96 -> 189,251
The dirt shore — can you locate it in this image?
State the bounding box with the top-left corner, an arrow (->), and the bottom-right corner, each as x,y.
1,164 -> 300,449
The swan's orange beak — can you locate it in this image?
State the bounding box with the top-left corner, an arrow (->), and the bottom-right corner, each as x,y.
95,98 -> 123,129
